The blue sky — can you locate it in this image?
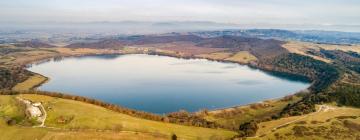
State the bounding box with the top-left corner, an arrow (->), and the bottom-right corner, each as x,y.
0,0 -> 359,25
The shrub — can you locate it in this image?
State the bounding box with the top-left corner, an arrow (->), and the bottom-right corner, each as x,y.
7,119 -> 17,126
171,134 -> 177,140
343,120 -> 360,131
238,120 -> 258,137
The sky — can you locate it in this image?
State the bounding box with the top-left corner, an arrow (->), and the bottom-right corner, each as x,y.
0,0 -> 360,26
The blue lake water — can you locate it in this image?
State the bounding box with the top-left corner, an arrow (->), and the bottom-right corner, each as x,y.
28,54 -> 310,114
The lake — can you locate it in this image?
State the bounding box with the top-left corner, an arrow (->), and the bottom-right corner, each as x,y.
28,54 -> 310,114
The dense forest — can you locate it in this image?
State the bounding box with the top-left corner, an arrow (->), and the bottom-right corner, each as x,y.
259,53 -> 340,92
276,54 -> 360,117
328,83 -> 360,107
320,49 -> 360,73
0,67 -> 31,89
0,46 -> 32,89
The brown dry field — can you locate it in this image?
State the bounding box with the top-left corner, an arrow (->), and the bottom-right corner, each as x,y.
253,105 -> 360,140
225,51 -> 257,63
282,41 -> 360,63
155,42 -> 228,56
196,52 -> 233,60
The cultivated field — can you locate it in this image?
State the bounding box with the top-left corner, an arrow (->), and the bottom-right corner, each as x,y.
282,41 -> 360,63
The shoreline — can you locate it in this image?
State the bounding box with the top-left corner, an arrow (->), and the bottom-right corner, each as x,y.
12,73 -> 49,91
16,49 -> 313,114
207,89 -> 309,114
29,72 -> 49,90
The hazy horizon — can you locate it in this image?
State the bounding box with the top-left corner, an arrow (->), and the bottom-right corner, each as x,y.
1,21 -> 360,33
1,0 -> 360,29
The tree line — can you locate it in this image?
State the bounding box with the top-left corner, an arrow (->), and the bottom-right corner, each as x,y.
0,66 -> 31,89
258,53 -> 340,92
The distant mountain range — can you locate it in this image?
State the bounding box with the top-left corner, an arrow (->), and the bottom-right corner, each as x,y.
1,21 -> 360,45
191,29 -> 360,45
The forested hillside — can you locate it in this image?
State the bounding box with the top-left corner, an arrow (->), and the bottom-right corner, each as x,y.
0,67 -> 31,89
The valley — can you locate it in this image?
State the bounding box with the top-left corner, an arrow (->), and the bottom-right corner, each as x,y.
1,0 -> 359,139
0,33 -> 359,139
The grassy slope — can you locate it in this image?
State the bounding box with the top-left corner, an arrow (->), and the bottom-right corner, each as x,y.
195,51 -> 258,64
12,74 -> 47,91
196,52 -> 233,60
0,119 -> 169,140
1,94 -> 237,140
282,41 -> 360,63
225,51 -> 257,63
2,44 -> 360,139
0,95 -> 48,140
252,105 -> 360,140
204,96 -> 302,129
0,95 -> 24,119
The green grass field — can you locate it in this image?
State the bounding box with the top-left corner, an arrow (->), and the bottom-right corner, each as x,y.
0,95 -> 24,119
0,94 -> 237,140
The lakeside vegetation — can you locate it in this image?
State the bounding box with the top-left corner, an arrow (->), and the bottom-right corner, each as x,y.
201,95 -> 303,130
12,73 -> 48,91
259,53 -> 340,92
0,66 -> 32,89
0,34 -> 360,139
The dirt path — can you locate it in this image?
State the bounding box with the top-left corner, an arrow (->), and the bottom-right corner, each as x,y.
16,97 -> 47,127
251,105 -> 333,138
270,105 -> 330,130
35,103 -> 47,127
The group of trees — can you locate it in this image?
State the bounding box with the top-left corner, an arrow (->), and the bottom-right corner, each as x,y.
257,52 -> 353,120
320,49 -> 360,73
272,51 -> 360,117
259,53 -> 340,92
231,120 -> 259,138
280,95 -> 317,117
327,83 -> 360,107
253,53 -> 341,117
0,46 -> 34,89
166,110 -> 220,128
0,66 -> 31,89
280,81 -> 360,117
